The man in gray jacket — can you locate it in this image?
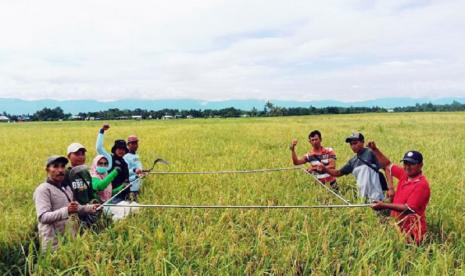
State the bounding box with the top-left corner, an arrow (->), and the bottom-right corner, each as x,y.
33,156 -> 98,252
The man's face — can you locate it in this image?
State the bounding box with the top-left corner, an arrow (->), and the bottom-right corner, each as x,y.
349,140 -> 364,153
115,148 -> 126,157
308,135 -> 321,148
46,162 -> 66,183
403,162 -> 423,178
68,149 -> 86,167
127,141 -> 138,152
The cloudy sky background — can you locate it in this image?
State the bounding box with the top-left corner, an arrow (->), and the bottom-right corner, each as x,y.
0,0 -> 464,102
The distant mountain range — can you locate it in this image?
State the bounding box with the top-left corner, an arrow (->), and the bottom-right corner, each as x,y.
1,97 -> 464,115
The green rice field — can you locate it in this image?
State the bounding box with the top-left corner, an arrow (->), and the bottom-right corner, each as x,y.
0,112 -> 464,275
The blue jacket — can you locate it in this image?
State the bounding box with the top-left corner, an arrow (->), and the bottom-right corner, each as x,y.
124,152 -> 143,192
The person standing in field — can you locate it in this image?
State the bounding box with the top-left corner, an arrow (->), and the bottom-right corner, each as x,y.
290,130 -> 339,191
124,135 -> 145,202
90,155 -> 123,202
63,143 -> 98,226
368,142 -> 431,244
317,132 -> 392,202
33,156 -> 98,252
96,124 -> 130,203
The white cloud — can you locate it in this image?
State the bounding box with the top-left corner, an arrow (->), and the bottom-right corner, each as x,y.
0,0 -> 464,101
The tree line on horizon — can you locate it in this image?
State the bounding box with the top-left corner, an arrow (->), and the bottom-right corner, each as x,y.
1,100 -> 465,121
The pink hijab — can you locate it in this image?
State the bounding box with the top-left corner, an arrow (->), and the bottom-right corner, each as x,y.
91,155 -> 112,202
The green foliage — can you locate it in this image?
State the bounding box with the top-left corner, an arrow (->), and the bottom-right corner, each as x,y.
31,107 -> 70,121
0,113 -> 464,274
394,101 -> 465,112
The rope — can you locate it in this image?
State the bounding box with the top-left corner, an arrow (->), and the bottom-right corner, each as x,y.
147,166 -> 303,175
302,169 -> 351,205
103,203 -> 372,209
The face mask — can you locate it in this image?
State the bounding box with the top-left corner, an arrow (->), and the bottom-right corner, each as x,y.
96,166 -> 108,174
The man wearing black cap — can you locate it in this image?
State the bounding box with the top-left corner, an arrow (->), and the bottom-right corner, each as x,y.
369,142 -> 431,244
318,132 -> 389,202
33,156 -> 98,251
96,124 -> 130,202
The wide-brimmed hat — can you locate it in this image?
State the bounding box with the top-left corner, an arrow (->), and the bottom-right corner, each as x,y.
111,139 -> 128,154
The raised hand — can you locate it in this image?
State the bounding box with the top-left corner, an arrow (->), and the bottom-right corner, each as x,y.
367,141 -> 378,151
290,139 -> 298,151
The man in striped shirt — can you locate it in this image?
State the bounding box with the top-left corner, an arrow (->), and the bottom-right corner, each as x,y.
290,130 -> 338,191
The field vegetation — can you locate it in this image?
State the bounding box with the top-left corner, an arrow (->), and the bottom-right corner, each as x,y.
0,112 -> 464,274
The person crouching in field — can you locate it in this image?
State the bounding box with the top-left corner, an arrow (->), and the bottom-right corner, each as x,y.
96,124 -> 130,203
90,155 -> 123,202
317,132 -> 391,202
368,142 -> 431,244
33,156 -> 98,252
124,135 -> 145,202
64,143 -> 99,227
290,130 -> 339,191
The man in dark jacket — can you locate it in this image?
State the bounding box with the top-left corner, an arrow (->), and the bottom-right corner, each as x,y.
96,124 -> 130,203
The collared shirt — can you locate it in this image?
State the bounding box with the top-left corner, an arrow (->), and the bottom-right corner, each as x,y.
33,181 -> 72,251
305,147 -> 336,183
124,152 -> 143,192
390,164 -> 430,243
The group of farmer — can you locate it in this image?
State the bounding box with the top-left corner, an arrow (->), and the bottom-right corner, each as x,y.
33,126 -> 431,252
33,124 -> 144,251
291,130 -> 430,244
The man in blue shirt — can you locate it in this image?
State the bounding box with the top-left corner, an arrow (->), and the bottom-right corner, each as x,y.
124,135 -> 144,202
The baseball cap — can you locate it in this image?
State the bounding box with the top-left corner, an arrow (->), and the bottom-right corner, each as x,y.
67,143 -> 87,155
400,150 -> 423,164
127,135 -> 139,143
46,155 -> 68,167
345,132 -> 365,143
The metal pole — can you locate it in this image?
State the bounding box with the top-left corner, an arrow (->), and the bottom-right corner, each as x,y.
302,169 -> 351,205
103,203 -> 372,209
147,166 -> 303,175
96,177 -> 139,211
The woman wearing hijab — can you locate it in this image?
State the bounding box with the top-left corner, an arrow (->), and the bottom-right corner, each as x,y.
90,155 -> 123,202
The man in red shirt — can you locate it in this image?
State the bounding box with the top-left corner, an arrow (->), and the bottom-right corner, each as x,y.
369,142 -> 430,244
290,130 -> 338,190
